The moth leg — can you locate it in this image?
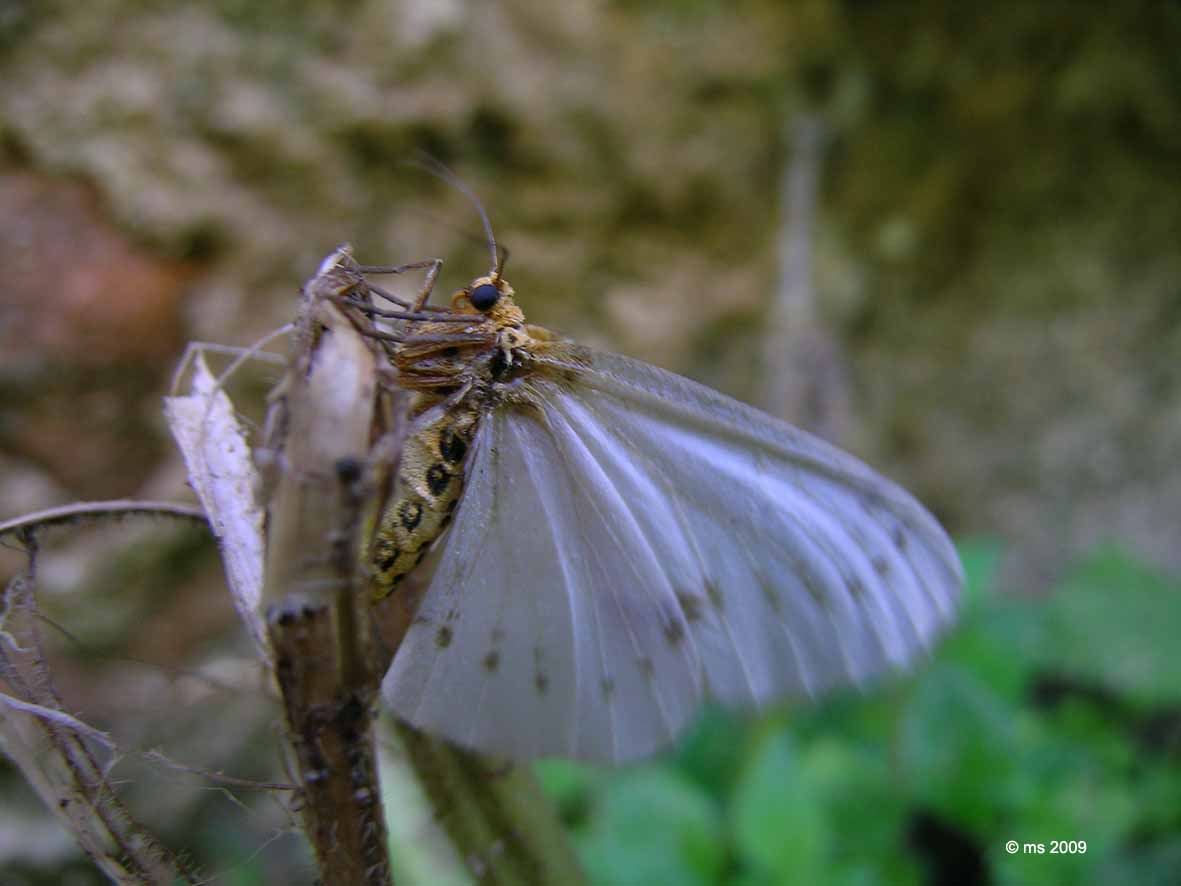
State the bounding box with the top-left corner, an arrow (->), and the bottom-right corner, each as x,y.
411,258 -> 443,311
334,299 -> 476,324
402,380 -> 475,435
357,258 -> 441,276
169,335 -> 289,397
356,258 -> 442,309
375,332 -> 495,346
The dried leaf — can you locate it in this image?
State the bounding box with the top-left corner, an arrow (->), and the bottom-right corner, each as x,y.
163,355 -> 267,655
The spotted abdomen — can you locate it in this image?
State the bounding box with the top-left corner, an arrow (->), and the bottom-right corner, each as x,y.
372,404 -> 479,597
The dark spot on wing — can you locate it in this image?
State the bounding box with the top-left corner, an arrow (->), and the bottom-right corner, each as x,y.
446,608 -> 459,622
435,626 -> 453,648
801,569 -> 829,609
758,575 -> 783,614
483,650 -> 500,673
600,677 -> 615,700
399,501 -> 423,531
426,464 -> 451,496
809,583 -> 830,610
891,526 -> 908,550
637,657 -> 655,679
677,591 -> 704,622
872,556 -> 890,576
663,618 -> 686,647
439,431 -> 467,464
532,646 -> 549,694
847,576 -> 866,598
705,579 -> 724,612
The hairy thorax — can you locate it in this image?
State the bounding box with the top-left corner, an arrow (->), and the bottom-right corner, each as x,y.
371,276 -> 585,597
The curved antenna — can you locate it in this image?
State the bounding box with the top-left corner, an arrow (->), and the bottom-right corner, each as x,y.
407,154 -> 499,276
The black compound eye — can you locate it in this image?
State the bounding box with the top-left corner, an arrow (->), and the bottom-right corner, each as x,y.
469,283 -> 501,311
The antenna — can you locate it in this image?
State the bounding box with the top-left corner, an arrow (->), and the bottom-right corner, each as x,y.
408,154 -> 499,276
495,242 -> 510,281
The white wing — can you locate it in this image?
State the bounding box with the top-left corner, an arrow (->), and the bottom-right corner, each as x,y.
382,349 -> 963,763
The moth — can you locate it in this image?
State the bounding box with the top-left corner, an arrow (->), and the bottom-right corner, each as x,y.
358,213 -> 962,765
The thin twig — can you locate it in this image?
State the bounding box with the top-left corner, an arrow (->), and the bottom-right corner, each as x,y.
0,572 -> 202,883
169,335 -> 289,398
761,114 -> 851,443
0,500 -> 207,542
0,691 -> 116,748
140,749 -> 296,792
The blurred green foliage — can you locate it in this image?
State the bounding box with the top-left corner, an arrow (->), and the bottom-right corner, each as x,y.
536,543 -> 1181,885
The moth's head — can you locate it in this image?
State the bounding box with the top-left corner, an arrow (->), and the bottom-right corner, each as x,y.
452,274 -> 525,326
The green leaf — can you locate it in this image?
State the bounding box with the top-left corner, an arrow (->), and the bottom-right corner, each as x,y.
731,732 -> 828,883
899,666 -> 1021,831
1038,548 -> 1181,703
534,758 -> 597,825
578,767 -> 725,886
673,703 -> 752,801
956,537 -> 1004,611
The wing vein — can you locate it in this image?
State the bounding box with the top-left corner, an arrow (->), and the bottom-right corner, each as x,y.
510,413 -> 595,758
543,402 -> 685,747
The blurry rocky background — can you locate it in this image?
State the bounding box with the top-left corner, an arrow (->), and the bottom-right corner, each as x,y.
1,2 -> 1178,884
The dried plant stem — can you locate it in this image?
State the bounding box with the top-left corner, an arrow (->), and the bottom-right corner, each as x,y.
388,724 -> 586,886
261,253 -> 393,885
1,564 -> 199,885
269,604 -> 389,885
761,114 -> 852,442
